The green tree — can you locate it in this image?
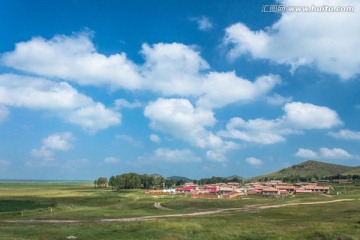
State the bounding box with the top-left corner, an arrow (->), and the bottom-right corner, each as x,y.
109,176 -> 115,189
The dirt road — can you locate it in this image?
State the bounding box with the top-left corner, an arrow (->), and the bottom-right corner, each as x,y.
3,199 -> 355,224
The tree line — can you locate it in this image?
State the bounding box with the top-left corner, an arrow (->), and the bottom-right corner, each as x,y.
95,173 -> 185,191
94,174 -> 244,191
195,176 -> 242,185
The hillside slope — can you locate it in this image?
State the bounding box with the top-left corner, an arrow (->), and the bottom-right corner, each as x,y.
343,167 -> 360,175
250,160 -> 358,181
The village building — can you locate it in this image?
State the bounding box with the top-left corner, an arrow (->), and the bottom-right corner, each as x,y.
261,187 -> 280,197
227,182 -> 240,188
303,185 -> 330,194
276,186 -> 297,194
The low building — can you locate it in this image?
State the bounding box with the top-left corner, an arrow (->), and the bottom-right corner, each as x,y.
227,182 -> 240,188
332,179 -> 352,184
276,186 -> 297,194
246,189 -> 262,195
219,186 -> 235,194
262,188 -> 280,197
295,189 -> 314,194
303,185 -> 330,194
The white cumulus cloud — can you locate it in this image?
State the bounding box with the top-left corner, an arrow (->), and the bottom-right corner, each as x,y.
2,32 -> 142,89
2,34 -> 280,109
149,134 -> 161,143
192,16 -> 214,31
319,147 -> 353,159
283,102 -> 342,129
295,147 -> 353,159
224,0 -> 360,80
31,132 -> 74,161
197,72 -> 281,109
246,157 -> 263,166
295,148 -> 319,159
328,129 -> 360,140
140,42 -> 209,96
0,74 -> 120,132
266,93 -> 293,106
144,98 -> 238,161
220,102 -> 341,144
114,99 -> 142,109
43,132 -> 74,151
154,148 -> 201,163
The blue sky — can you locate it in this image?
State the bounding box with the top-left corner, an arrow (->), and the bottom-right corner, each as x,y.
0,0 -> 360,180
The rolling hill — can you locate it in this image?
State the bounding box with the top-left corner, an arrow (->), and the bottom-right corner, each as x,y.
249,160 -> 359,181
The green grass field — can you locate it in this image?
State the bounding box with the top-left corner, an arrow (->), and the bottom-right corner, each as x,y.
0,182 -> 359,240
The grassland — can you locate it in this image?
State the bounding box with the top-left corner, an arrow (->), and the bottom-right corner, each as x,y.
0,181 -> 359,240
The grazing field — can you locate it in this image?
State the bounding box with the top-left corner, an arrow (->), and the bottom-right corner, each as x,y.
0,182 -> 359,239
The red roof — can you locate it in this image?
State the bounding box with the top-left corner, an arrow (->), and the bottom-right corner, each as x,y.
209,190 -> 219,193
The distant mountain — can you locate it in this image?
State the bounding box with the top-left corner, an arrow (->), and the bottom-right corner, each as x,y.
145,174 -> 163,179
225,175 -> 245,180
168,176 -> 193,182
249,160 -> 359,181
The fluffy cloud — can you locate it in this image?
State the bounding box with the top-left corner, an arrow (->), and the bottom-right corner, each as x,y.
0,74 -> 120,132
191,16 -> 213,31
144,98 -> 237,161
328,129 -> 360,140
295,148 -> 318,159
67,104 -> 120,132
2,34 -> 279,109
295,147 -> 353,159
31,132 -> 74,160
114,99 -> 142,109
224,0 -> 360,80
2,32 -> 142,89
220,102 -> 341,144
283,102 -> 342,129
149,134 -> 161,143
144,98 -> 216,147
246,157 -> 263,166
140,42 -> 209,96
141,43 -> 279,108
266,93 -> 293,106
43,132 -> 74,151
219,117 -> 291,144
319,147 -> 353,159
154,148 -> 201,163
197,72 -> 281,109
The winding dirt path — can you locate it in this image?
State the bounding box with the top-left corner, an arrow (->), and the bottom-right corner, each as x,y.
154,202 -> 172,210
3,199 -> 355,224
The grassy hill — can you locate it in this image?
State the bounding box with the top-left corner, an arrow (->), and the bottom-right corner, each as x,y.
249,160 -> 359,181
343,167 -> 360,175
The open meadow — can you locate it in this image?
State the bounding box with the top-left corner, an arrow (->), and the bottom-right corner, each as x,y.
0,182 -> 359,240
